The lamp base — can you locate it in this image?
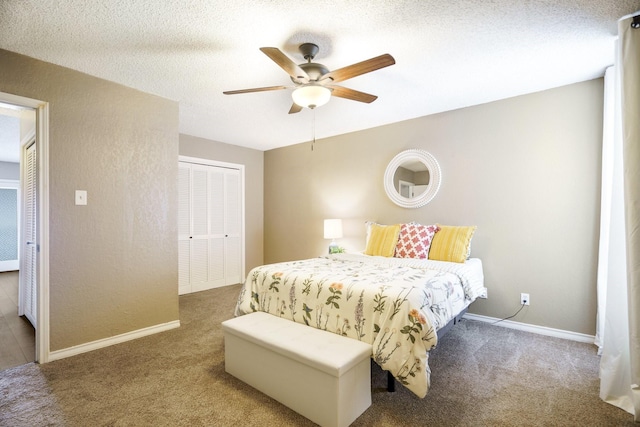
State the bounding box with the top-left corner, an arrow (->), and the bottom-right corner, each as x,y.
328,241 -> 343,254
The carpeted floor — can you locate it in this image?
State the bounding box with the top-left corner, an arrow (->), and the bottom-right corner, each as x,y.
0,283 -> 635,426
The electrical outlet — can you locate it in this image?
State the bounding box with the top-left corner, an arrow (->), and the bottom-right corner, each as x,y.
520,293 -> 530,306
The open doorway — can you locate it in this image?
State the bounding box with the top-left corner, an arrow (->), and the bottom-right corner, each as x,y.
0,102 -> 36,370
0,91 -> 50,369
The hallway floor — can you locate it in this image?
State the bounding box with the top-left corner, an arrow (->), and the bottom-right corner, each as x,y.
0,271 -> 35,371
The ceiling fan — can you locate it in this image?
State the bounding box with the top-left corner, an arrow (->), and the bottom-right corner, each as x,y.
223,43 -> 395,114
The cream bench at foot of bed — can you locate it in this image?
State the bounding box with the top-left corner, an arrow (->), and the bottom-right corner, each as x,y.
222,311 -> 372,427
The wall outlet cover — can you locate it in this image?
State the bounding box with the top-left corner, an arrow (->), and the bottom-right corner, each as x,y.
75,190 -> 87,205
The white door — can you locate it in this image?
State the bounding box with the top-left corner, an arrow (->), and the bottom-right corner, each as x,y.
190,163 -> 215,292
222,168 -> 241,285
209,167 -> 242,286
178,160 -> 243,295
19,139 -> 37,327
0,180 -> 19,272
178,163 -> 192,294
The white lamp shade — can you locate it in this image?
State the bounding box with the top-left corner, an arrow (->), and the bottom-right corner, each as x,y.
324,219 -> 343,239
292,85 -> 331,109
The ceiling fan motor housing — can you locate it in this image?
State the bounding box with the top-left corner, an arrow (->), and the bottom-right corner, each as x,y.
292,62 -> 329,83
299,42 -> 319,60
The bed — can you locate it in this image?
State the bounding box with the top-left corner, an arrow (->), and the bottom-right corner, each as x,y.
234,222 -> 485,398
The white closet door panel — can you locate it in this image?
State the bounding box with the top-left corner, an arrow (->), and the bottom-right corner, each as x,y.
190,238 -> 209,286
178,164 -> 191,237
225,235 -> 242,284
208,238 -> 225,288
21,141 -> 37,326
209,169 -> 225,236
191,167 -> 208,236
225,170 -> 241,236
23,250 -> 35,320
178,239 -> 191,294
178,162 -> 193,294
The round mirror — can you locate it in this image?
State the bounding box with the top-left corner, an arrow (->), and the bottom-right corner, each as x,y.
384,149 -> 442,208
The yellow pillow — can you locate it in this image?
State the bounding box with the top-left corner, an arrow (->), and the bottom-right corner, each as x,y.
364,223 -> 401,257
428,225 -> 476,263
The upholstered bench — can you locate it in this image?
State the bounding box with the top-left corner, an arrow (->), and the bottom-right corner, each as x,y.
222,311 -> 372,427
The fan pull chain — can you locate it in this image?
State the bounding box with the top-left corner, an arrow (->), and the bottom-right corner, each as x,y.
311,109 -> 316,151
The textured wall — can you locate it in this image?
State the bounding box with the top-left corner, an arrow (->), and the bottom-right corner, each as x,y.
0,161 -> 20,180
179,134 -> 264,274
0,49 -> 179,351
264,79 -> 603,336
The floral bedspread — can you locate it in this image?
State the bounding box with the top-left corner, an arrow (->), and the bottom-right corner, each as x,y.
234,253 -> 484,398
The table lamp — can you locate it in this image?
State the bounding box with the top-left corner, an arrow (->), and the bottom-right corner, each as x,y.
323,219 -> 343,254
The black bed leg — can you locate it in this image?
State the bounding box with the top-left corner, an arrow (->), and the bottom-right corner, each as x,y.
387,371 -> 396,392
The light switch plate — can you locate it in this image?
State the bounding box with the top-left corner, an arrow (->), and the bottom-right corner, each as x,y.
75,190 -> 87,205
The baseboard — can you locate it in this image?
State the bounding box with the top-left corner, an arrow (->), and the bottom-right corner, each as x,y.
462,313 -> 595,344
48,320 -> 181,362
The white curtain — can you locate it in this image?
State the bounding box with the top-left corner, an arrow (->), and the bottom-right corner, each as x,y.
598,13 -> 640,421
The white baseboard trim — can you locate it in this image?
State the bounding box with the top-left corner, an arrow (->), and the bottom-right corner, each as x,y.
462,313 -> 595,344
48,320 -> 181,362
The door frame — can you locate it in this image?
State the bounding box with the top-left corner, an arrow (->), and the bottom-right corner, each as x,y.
0,91 -> 50,364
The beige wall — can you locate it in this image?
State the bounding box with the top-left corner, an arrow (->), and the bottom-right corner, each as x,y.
0,49 -> 180,351
265,79 -> 603,336
179,134 -> 264,273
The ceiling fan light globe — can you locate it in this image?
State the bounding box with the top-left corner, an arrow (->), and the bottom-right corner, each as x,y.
292,85 -> 331,110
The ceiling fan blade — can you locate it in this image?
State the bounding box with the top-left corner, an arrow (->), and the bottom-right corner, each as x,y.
260,47 -> 310,83
329,86 -> 378,103
288,103 -> 303,114
223,85 -> 287,95
320,54 -> 395,83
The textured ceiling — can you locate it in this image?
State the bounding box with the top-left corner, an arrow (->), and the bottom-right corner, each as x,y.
0,0 -> 639,158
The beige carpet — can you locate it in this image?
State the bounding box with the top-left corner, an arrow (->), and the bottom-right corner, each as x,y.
0,284 -> 635,426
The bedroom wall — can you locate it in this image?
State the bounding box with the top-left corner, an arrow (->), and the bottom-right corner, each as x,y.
0,48 -> 180,351
264,79 -> 603,336
0,161 -> 19,180
179,134 -> 264,274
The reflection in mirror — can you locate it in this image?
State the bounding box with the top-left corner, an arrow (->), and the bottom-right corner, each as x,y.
384,149 -> 441,208
393,160 -> 430,199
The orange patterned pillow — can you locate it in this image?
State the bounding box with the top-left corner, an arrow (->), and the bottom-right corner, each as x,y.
395,223 -> 440,259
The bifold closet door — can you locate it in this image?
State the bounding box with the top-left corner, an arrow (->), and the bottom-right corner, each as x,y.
178,163 -> 191,294
179,161 -> 242,295
209,167 -> 242,287
20,140 -> 37,326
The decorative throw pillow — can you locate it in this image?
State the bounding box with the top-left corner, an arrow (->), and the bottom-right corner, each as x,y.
364,220 -> 378,248
364,223 -> 401,257
428,225 -> 477,263
395,223 -> 440,259
365,221 -> 406,248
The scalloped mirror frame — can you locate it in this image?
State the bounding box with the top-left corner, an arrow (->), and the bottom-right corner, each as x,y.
384,149 -> 442,208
